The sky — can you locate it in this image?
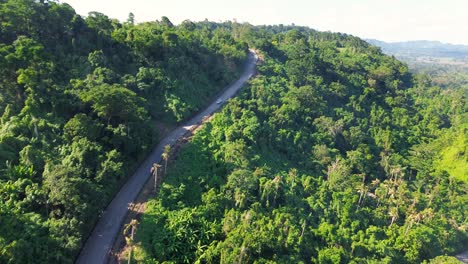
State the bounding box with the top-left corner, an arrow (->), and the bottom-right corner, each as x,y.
62,0 -> 468,45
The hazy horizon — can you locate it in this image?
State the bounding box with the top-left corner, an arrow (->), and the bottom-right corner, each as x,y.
62,0 -> 468,46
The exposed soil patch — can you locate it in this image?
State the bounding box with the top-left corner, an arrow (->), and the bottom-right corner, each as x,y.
109,117 -> 213,263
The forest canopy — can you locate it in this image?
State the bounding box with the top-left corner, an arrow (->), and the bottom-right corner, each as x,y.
133,23 -> 467,263
0,0 -> 247,263
0,1 -> 466,264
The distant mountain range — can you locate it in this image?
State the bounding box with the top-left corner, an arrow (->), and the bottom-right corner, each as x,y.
366,39 -> 468,87
366,39 -> 468,60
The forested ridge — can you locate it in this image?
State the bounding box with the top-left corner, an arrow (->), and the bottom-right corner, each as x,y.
0,0 -> 248,263
134,24 -> 468,263
0,1 -> 466,264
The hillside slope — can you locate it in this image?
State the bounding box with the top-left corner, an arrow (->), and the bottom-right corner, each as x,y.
0,1 -> 247,263
134,25 -> 467,263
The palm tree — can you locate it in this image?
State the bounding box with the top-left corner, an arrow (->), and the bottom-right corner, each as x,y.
288,168 -> 298,190
152,163 -> 162,192
389,206 -> 399,226
238,245 -> 248,264
162,144 -> 171,175
404,198 -> 419,235
273,175 -> 282,207
389,165 -> 405,182
380,152 -> 391,176
123,219 -> 138,264
357,174 -> 367,208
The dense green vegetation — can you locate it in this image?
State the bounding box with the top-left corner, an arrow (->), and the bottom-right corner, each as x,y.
0,1 -> 466,263
416,66 -> 468,90
135,25 -> 468,263
0,1 -> 247,263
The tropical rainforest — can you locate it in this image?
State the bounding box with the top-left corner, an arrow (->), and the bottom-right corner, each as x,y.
0,1 -> 466,264
0,0 -> 247,263
133,24 -> 468,263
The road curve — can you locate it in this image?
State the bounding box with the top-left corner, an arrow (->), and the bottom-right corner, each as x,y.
75,50 -> 257,264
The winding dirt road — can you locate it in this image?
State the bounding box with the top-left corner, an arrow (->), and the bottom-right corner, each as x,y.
76,50 -> 258,264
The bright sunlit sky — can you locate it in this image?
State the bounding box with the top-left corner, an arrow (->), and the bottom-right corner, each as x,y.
62,0 -> 468,45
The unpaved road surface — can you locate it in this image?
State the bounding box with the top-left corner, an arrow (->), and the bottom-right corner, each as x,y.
76,50 -> 257,264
